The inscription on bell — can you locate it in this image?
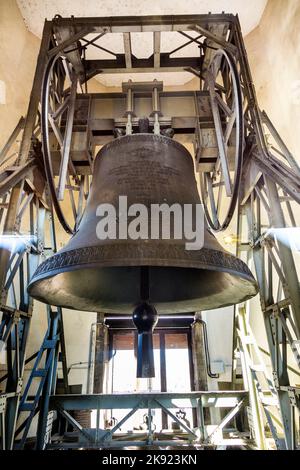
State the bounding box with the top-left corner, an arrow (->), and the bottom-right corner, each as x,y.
107,160 -> 182,203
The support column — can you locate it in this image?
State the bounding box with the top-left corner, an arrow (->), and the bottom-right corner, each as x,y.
265,177 -> 300,336
35,309 -> 60,450
238,306 -> 267,450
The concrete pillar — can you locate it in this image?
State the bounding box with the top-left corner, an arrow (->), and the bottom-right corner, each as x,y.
191,312 -> 210,427
93,313 -> 108,394
191,312 -> 222,426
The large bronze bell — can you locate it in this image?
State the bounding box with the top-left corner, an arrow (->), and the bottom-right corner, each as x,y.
28,133 -> 258,377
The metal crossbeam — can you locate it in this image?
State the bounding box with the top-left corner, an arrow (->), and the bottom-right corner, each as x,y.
84,55 -> 201,79
50,391 -> 248,411
0,117 -> 25,164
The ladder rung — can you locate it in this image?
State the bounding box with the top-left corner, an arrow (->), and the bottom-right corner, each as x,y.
32,369 -> 47,377
20,403 -> 35,411
262,397 -> 278,406
43,339 -> 56,349
243,335 -> 253,345
250,365 -> 264,372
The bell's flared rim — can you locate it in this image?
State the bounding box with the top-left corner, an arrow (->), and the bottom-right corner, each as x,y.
28,242 -> 257,289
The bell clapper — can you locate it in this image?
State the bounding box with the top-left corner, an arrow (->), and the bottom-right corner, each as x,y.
132,266 -> 158,379
132,301 -> 158,379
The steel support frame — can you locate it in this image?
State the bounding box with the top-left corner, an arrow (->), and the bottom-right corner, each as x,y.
234,168 -> 300,448
0,207 -> 69,449
235,190 -> 300,449
0,203 -> 45,449
0,19 -> 68,445
223,15 -> 300,450
0,13 -> 299,450
48,391 -> 248,449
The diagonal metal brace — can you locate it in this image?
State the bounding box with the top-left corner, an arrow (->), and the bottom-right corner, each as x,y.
189,24 -> 237,55
101,403 -> 141,442
205,398 -> 245,443
56,406 -> 94,442
153,398 -> 197,438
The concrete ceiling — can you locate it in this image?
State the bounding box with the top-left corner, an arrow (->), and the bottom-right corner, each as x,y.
17,0 -> 267,86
